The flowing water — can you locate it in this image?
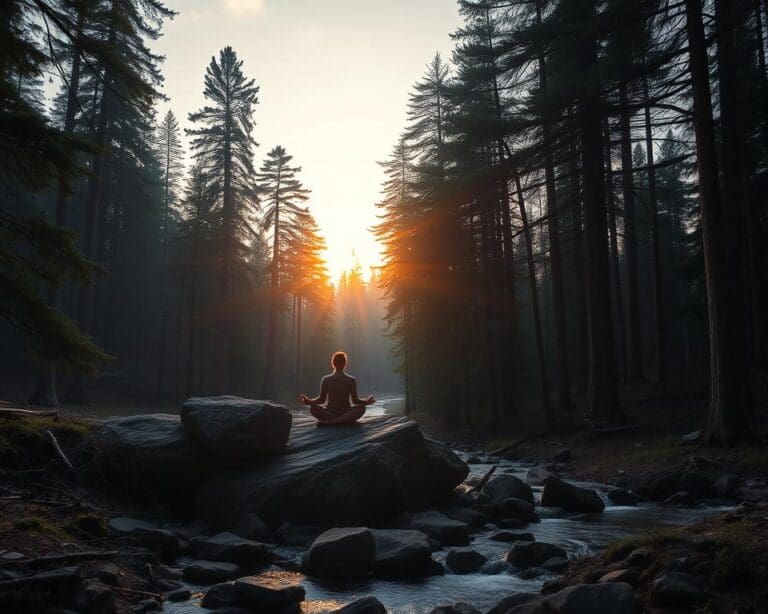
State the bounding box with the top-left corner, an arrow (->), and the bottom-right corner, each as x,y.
85,397 -> 727,613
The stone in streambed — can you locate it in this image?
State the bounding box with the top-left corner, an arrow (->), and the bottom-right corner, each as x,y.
497,497 -> 539,522
486,593 -> 540,614
526,466 -> 556,486
541,556 -> 569,573
231,512 -> 274,543
407,511 -> 470,546
371,529 -> 432,577
166,588 -> 191,602
429,604 -> 481,614
489,530 -> 535,543
276,522 -> 321,546
482,474 -> 534,506
233,576 -> 305,611
443,507 -> 489,528
197,416 -> 468,528
181,396 -> 291,461
607,489 -> 637,506
541,476 -> 605,513
446,548 -> 487,573
183,560 -> 242,584
331,596 -> 387,614
196,532 -> 271,566
201,582 -> 235,608
303,527 -> 375,579
506,541 -> 567,569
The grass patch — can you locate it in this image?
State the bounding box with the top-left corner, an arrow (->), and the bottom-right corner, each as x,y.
10,516 -> 69,540
709,520 -> 768,587
733,446 -> 768,471
603,526 -> 687,561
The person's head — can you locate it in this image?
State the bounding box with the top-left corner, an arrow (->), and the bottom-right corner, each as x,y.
331,351 -> 347,371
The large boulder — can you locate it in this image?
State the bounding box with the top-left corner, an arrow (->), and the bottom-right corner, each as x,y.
650,572 -> 706,608
497,498 -> 538,523
371,529 -> 432,577
92,414 -> 209,502
445,548 -> 487,573
482,475 -> 534,506
540,476 -> 605,513
195,532 -> 271,566
303,527 -> 375,579
526,466 -> 556,487
331,596 -> 387,614
197,416 -> 468,528
233,576 -> 305,611
181,396 -> 291,461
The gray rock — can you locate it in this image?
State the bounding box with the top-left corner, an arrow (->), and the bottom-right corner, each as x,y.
201,582 -> 235,608
552,448 -> 572,463
541,582 -> 638,613
498,518 -> 526,529
650,572 -> 706,607
303,527 -> 375,579
331,596 -> 387,614
130,528 -> 180,561
443,507 -> 489,528
482,475 -> 534,506
183,560 -> 243,584
407,511 -> 470,545
276,522 -> 321,546
429,603 -> 480,614
446,548 -> 487,573
73,579 -> 116,614
196,532 -> 271,566
166,588 -> 191,602
541,476 -> 605,513
371,529 -> 432,577
607,489 -> 637,506
526,466 -> 556,486
466,455 -> 482,464
232,576 -> 305,610
231,513 -> 274,543
541,557 -> 569,573
108,517 -> 157,535
197,416 -> 468,528
681,429 -> 701,443
497,497 -> 539,522
92,414 -> 209,502
133,598 -> 161,613
625,547 -> 654,569
181,396 -> 291,461
506,541 -> 567,569
489,530 -> 535,543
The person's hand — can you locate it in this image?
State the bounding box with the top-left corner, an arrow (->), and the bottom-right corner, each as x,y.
298,394 -> 310,405
365,396 -> 375,405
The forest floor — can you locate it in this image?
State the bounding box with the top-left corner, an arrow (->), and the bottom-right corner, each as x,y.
0,413 -> 182,613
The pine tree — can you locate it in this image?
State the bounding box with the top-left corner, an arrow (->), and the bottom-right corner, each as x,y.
187,46 -> 259,391
257,145 -> 311,397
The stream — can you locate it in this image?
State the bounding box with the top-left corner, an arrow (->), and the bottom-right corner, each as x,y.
74,397 -> 729,613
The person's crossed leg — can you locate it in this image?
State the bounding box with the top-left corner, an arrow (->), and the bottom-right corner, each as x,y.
310,404 -> 366,425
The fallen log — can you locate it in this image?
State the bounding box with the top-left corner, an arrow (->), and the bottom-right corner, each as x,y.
45,429 -> 75,472
0,550 -> 119,568
0,408 -> 59,420
0,566 -> 80,589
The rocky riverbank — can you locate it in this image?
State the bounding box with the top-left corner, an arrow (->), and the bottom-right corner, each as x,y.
0,397 -> 764,613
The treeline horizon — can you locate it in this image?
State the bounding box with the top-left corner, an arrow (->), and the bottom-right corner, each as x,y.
0,0 -> 400,407
374,0 -> 767,444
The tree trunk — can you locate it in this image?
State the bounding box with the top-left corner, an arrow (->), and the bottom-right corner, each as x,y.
605,119 -> 628,384
685,0 -> 751,444
295,295 -> 302,387
619,85 -> 644,383
513,167 -> 553,427
29,17 -> 84,406
157,125 -> 172,395
581,58 -> 621,423
643,78 -> 667,392
262,180 -> 281,398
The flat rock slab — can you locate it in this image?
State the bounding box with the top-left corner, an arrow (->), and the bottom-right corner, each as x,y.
181,396 -> 291,461
197,415 -> 468,528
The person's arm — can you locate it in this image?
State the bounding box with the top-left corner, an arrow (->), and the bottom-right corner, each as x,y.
300,378 -> 327,405
350,377 -> 375,406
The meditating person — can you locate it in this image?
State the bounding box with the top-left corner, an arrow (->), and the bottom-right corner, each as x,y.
298,351 -> 375,425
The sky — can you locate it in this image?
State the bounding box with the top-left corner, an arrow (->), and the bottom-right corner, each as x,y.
154,0 -> 461,281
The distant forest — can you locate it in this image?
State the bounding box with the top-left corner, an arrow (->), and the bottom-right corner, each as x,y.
2,1 -> 768,446
0,0 -> 398,406
374,0 -> 768,444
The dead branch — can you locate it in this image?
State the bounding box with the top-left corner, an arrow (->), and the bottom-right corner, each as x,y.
0,550 -> 119,568
45,429 -> 75,472
476,464 -> 498,491
0,408 -> 59,419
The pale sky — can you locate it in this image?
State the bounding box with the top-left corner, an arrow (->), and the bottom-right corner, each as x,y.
155,0 -> 460,281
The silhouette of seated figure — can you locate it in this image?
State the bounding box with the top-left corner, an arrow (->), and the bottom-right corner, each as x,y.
299,351 -> 375,425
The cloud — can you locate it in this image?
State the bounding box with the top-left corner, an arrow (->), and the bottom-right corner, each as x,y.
221,0 -> 265,16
